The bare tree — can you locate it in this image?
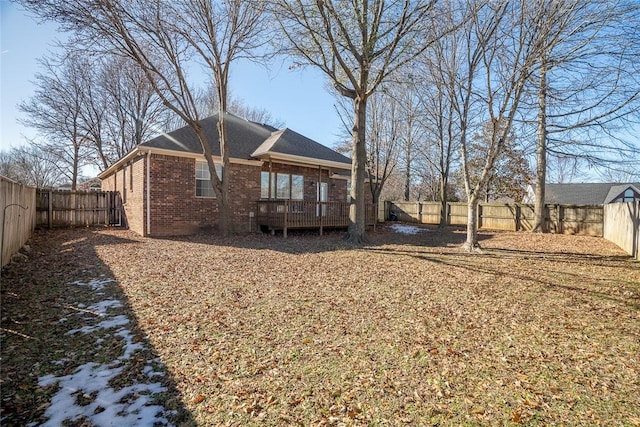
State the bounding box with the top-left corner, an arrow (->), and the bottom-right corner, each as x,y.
0,146 -> 65,188
196,85 -> 286,128
411,37 -> 462,226
274,0 -> 445,244
20,0 -> 268,236
334,87 -> 402,205
98,55 -> 170,167
528,0 -> 640,231
432,1 -> 540,250
18,52 -> 92,190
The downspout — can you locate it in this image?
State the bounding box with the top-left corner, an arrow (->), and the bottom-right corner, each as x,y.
146,151 -> 151,236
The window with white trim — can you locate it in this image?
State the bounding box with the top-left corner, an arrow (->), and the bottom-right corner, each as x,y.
195,161 -> 221,198
276,173 -> 290,199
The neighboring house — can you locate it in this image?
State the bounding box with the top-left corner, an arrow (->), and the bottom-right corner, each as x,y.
78,178 -> 102,192
523,183 -> 640,205
99,112 -> 373,236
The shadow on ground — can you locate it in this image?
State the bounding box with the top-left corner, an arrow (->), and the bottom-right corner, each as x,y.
0,228 -> 195,426
151,223 -> 494,255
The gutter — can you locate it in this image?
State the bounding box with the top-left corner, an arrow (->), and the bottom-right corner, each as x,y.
254,152 -> 352,171
146,150 -> 151,236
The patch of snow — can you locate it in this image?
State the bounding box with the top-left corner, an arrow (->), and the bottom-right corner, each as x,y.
115,328 -> 144,359
65,315 -> 130,336
89,299 -> 123,315
389,224 -> 429,235
143,365 -> 165,379
39,362 -> 170,427
38,277 -> 173,426
69,277 -> 115,292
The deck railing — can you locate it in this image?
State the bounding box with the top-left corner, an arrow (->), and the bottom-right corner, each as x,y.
257,200 -> 377,237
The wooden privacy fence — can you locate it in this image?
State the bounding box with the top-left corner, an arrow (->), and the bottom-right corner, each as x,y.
36,190 -> 124,228
1,176 -> 36,268
387,201 -> 604,236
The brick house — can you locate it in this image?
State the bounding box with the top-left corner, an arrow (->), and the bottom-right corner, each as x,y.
99,113 -> 374,236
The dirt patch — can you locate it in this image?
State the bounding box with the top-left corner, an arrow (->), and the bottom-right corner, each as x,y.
2,225 -> 639,425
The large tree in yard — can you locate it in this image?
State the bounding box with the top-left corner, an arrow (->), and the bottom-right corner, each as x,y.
20,0 -> 268,236
274,0 -> 446,244
445,1 -> 540,250
527,0 -> 640,232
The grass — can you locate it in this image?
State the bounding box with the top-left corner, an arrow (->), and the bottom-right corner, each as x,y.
1,225 -> 639,425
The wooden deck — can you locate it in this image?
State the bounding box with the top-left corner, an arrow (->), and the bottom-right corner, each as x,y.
257,200 -> 377,237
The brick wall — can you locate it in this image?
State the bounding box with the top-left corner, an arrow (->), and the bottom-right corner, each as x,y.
125,156 -> 146,235
103,152 -> 364,237
100,155 -> 147,235
148,154 -> 261,236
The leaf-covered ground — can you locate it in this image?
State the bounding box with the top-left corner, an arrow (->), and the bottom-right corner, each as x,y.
2,225 -> 639,425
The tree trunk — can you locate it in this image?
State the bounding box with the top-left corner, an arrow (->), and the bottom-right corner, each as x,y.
71,144 -> 79,191
404,138 -> 411,201
345,96 -> 367,244
532,55 -> 548,232
438,175 -> 448,229
215,75 -> 233,237
216,113 -> 231,236
463,195 -> 481,251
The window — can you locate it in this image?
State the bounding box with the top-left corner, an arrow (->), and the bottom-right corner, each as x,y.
195,161 -> 221,198
346,179 -> 352,202
291,175 -> 304,200
276,173 -> 290,199
261,171 -> 270,199
614,188 -> 638,203
622,188 -> 635,203
260,172 -> 304,200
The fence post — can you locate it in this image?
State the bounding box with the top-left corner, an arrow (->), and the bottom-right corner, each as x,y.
47,190 -> 53,229
557,204 -> 563,234
515,204 -> 521,231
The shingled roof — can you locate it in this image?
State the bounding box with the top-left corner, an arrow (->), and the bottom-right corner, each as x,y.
139,112 -> 351,167
251,128 -> 352,165
527,183 -> 640,205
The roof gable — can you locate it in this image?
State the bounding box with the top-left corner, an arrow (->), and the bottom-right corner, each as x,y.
251,128 -> 351,166
603,184 -> 640,204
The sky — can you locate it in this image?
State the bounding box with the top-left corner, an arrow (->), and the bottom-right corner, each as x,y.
0,2 -> 346,154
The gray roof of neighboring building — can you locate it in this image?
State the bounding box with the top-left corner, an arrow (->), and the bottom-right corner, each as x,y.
532,182 -> 640,205
139,112 -> 351,166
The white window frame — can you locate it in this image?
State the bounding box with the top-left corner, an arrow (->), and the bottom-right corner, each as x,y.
261,172 -> 304,200
195,161 -> 221,198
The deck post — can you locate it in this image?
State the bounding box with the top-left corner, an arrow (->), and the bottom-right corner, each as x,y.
283,200 -> 288,238
319,201 -> 323,236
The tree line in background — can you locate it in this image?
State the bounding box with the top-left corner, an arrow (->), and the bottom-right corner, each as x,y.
4,0 -> 640,247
